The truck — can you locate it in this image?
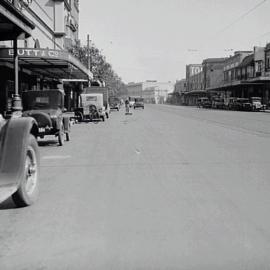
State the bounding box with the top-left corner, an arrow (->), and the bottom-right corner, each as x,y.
83,87 -> 110,118
74,93 -> 107,122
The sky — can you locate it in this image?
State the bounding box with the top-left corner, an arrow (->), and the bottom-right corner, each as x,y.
79,0 -> 270,83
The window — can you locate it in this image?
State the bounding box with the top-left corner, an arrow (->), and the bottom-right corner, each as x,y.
266,52 -> 270,70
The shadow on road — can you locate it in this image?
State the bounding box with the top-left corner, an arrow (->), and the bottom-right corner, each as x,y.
0,197 -> 17,210
38,140 -> 60,147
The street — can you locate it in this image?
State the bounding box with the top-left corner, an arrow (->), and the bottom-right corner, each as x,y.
1,105 -> 270,269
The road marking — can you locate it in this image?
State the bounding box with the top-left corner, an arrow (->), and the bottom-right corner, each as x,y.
42,155 -> 71,160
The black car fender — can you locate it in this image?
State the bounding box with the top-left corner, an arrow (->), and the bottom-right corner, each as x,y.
0,117 -> 39,196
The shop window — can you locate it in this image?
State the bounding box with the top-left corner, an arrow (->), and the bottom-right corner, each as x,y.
266,53 -> 270,70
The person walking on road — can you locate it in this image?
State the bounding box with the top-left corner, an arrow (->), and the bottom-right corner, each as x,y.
125,99 -> 130,114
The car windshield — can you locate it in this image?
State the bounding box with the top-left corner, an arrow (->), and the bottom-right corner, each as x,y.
22,91 -> 63,110
135,98 -> 143,102
251,97 -> 261,101
237,99 -> 249,103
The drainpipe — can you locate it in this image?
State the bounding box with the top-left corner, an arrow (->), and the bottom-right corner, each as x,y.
12,37 -> 22,114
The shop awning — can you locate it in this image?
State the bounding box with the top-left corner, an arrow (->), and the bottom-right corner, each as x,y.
0,0 -> 35,40
0,48 -> 93,80
183,90 -> 207,96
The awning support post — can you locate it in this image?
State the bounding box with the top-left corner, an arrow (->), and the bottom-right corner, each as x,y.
12,37 -> 22,113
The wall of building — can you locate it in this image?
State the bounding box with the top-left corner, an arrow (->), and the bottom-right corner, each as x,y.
223,51 -> 252,83
174,79 -> 186,94
186,64 -> 202,91
126,82 -> 143,97
203,59 -> 226,90
1,0 -> 79,50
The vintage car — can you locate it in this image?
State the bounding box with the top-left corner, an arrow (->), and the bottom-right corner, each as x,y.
197,97 -> 211,108
0,115 -> 40,207
109,97 -> 120,111
134,97 -> 144,109
250,97 -> 266,111
74,93 -> 106,122
229,98 -> 250,111
22,90 -> 71,146
211,97 -> 225,109
225,97 -> 236,110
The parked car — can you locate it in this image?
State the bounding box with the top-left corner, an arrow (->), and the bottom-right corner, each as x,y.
74,93 -> 106,122
229,98 -> 250,111
134,97 -> 144,109
212,97 -> 225,109
22,89 -> 71,146
109,97 -> 120,111
83,87 -> 110,118
0,115 -> 40,207
250,97 -> 266,111
225,97 -> 236,110
197,97 -> 211,108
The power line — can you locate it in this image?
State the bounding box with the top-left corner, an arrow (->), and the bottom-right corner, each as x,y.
215,0 -> 268,36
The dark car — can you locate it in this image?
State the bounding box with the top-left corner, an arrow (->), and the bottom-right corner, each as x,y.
230,98 -> 250,111
212,97 -> 225,109
22,89 -> 70,146
197,97 -> 211,108
134,97 -> 144,109
0,115 -> 40,207
109,97 -> 120,111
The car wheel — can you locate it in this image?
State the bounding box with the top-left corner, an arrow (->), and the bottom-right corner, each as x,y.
12,135 -> 40,207
58,123 -> 65,146
101,116 -> 105,122
106,112 -> 109,119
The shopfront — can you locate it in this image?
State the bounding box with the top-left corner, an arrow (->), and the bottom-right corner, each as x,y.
0,0 -> 35,114
0,47 -> 92,114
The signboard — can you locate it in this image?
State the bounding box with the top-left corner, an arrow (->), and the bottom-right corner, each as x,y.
0,48 -> 69,60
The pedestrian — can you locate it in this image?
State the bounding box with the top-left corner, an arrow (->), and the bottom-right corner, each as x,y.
125,99 -> 130,114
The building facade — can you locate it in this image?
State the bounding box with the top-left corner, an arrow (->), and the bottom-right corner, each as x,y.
126,80 -> 174,104
202,58 -> 227,91
186,64 -> 203,91
0,0 -> 91,114
174,79 -> 186,94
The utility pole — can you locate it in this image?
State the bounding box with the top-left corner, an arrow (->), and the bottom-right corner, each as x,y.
87,34 -> 91,87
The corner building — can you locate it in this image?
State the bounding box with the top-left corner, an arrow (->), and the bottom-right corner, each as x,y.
0,0 -> 91,115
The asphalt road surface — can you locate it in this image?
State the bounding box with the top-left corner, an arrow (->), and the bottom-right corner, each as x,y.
1,105 -> 270,270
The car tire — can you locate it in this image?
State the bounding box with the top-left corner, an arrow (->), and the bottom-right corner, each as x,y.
101,116 -> 105,122
12,135 -> 40,207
